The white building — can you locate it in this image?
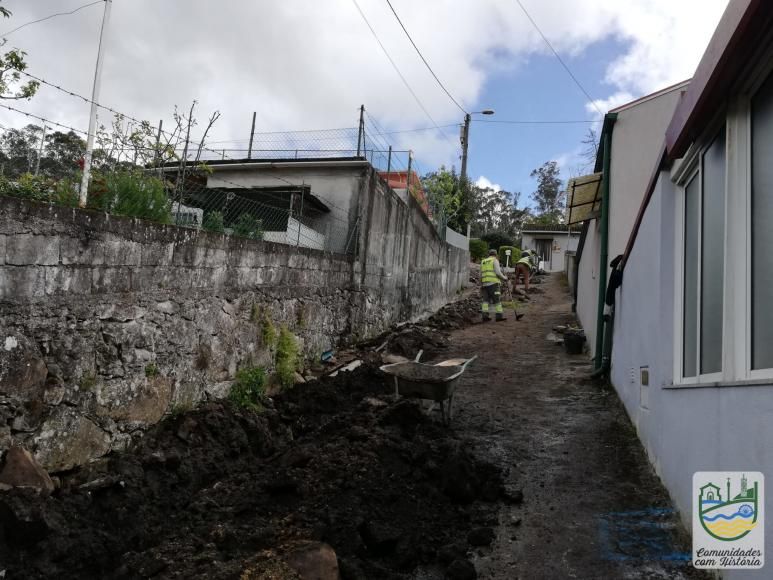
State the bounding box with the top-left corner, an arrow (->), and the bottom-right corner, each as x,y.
573,81 -> 689,360
577,1 -> 773,576
520,224 -> 579,273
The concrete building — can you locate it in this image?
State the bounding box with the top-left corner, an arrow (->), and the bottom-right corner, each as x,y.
573,81 -> 689,359
520,224 -> 580,273
589,2 -> 773,576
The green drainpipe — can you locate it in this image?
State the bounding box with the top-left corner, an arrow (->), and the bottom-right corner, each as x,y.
594,113 -> 617,370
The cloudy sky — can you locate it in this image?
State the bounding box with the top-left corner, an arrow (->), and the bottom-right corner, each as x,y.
0,0 -> 730,206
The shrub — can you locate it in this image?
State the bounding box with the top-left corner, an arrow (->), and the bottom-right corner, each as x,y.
275,325 -> 299,389
88,170 -> 172,224
233,213 -> 264,240
203,210 -> 225,233
469,239 -> 489,262
260,312 -> 276,349
144,363 -> 159,378
480,230 -> 514,250
0,173 -> 79,207
229,366 -> 267,410
498,246 -> 522,267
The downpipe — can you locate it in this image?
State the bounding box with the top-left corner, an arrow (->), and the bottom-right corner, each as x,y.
591,308 -> 614,379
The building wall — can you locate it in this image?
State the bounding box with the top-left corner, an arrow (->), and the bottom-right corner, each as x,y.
576,222 -> 601,356
209,163 -> 366,253
611,174 -> 773,579
521,232 -> 579,273
576,86 -> 684,358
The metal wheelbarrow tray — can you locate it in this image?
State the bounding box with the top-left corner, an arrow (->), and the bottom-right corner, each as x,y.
379,351 -> 477,424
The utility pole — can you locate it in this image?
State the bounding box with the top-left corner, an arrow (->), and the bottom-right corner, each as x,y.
79,0 -> 113,208
459,109 -> 494,186
34,124 -> 46,176
247,111 -> 256,159
459,113 -> 471,185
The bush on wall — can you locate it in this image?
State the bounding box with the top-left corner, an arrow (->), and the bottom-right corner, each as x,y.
469,239 -> 489,262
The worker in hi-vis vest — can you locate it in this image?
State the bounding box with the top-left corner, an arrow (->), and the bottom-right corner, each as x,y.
514,252 -> 531,291
480,249 -> 509,322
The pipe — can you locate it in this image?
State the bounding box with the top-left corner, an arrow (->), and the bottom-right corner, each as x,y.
594,113 -> 617,370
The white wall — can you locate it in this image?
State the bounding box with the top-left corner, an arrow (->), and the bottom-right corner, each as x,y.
263,217 -> 326,251
576,86 -> 685,359
611,173 -> 773,579
521,231 -> 579,273
445,226 -> 469,252
209,163 -> 364,253
576,222 -> 601,357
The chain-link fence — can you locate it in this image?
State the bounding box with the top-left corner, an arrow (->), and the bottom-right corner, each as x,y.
0,105 -> 458,254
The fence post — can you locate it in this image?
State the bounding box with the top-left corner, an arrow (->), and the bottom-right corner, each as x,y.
34,124 -> 46,176
296,187 -> 305,247
406,150 -> 413,197
387,145 -> 392,174
356,104 -> 365,157
247,111 -> 256,159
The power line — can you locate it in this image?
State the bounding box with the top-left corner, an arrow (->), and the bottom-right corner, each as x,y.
0,0 -> 104,38
475,119 -> 599,125
513,0 -> 604,117
349,0 -> 456,148
383,0 -> 466,114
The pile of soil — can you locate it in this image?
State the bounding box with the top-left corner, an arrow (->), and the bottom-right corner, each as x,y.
368,295 -> 482,362
0,366 -> 508,579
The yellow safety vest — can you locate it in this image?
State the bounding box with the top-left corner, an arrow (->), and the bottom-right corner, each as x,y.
517,255 -> 531,266
481,257 -> 500,285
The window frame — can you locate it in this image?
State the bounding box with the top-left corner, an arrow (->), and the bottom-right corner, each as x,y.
745,66 -> 773,381
671,57 -> 773,387
673,129 -> 727,386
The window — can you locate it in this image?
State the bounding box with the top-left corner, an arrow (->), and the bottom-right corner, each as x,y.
674,66 -> 773,386
752,72 -> 773,370
680,129 -> 726,380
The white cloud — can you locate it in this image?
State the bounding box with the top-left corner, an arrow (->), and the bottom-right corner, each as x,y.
0,0 -> 730,167
475,175 -> 503,192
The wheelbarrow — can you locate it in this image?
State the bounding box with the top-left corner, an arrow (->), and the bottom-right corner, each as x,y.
379,350 -> 477,425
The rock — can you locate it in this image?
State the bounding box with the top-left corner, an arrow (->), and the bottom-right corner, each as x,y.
104,376 -> 173,425
0,333 -> 48,401
446,558 -> 477,580
293,372 -> 306,385
0,446 -> 55,495
33,408 -> 112,473
467,527 -> 495,547
285,541 -> 340,580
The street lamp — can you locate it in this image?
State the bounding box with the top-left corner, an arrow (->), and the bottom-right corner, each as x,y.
459,109 -> 494,185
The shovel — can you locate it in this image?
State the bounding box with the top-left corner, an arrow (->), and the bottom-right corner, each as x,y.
503,281 -> 525,321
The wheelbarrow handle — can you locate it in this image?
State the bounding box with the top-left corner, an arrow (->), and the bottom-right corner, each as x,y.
414,349 -> 424,362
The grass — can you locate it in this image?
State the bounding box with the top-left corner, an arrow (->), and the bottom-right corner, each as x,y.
79,371 -> 97,391
275,325 -> 299,389
144,363 -> 159,378
228,366 -> 267,411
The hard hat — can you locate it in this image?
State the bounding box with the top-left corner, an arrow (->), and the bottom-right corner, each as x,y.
489,249 -> 498,256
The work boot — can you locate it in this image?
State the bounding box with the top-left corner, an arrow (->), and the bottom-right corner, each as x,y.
481,313 -> 491,322
496,313 -> 507,322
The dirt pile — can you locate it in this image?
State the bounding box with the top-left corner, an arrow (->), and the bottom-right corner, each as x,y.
0,365 -> 506,579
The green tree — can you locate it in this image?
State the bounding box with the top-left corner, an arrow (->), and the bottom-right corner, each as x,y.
470,185 -> 530,241
40,131 -> 86,179
0,5 -> 39,100
530,161 -> 565,225
422,166 -> 472,232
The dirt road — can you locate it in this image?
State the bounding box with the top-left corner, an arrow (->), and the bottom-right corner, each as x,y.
438,273 -> 707,580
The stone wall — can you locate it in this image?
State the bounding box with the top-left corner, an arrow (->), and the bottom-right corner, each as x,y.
0,179 -> 468,472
